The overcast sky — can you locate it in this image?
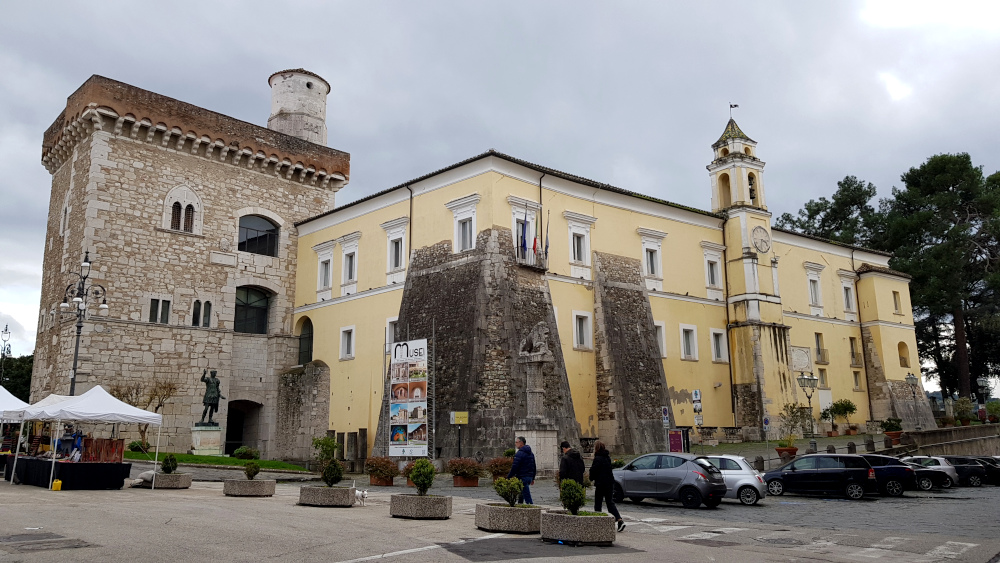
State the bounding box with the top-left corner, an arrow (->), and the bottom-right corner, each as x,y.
1,1 -> 999,376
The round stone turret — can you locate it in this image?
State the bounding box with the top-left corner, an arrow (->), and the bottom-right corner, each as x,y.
267,69 -> 330,145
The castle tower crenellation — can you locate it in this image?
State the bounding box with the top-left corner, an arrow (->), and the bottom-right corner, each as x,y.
267,68 -> 330,146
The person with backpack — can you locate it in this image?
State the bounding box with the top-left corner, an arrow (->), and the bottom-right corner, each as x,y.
589,440 -> 625,532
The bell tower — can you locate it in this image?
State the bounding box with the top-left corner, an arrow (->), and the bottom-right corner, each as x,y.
707,119 -> 766,213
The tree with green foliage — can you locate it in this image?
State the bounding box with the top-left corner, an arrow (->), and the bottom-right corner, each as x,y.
322,459 -> 344,487
409,458 -> 436,496
559,479 -> 586,515
1,354 -> 32,402
829,399 -> 858,425
493,476 -> 524,507
775,176 -> 879,246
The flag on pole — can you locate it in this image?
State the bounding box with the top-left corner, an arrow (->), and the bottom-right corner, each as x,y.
544,210 -> 550,256
520,207 -> 528,258
729,103 -> 739,109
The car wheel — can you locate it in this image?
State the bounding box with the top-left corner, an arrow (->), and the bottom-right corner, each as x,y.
883,480 -> 904,497
628,497 -> 645,504
941,477 -> 953,489
679,487 -> 703,509
704,497 -> 722,509
738,486 -> 760,505
845,482 -> 866,500
767,479 -> 784,496
917,476 -> 934,491
968,475 -> 982,487
613,483 -> 625,503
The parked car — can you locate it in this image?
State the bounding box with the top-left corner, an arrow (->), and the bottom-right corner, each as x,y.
901,456 -> 959,487
940,456 -> 988,487
703,454 -> 767,505
859,454 -> 918,496
612,453 -> 728,509
763,454 -> 879,500
972,457 -> 1000,485
903,462 -> 954,490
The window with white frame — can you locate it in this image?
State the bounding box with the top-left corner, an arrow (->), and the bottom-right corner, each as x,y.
381,217 -> 409,284
679,324 -> 698,360
338,231 -> 361,296
818,368 -> 828,387
313,240 -> 336,301
340,326 -> 355,360
804,261 -> 826,314
386,317 -> 398,352
701,241 -> 725,300
508,196 -> 540,262
853,371 -> 862,390
572,234 -> 586,261
653,321 -> 666,358
892,291 -> 902,314
843,286 -> 853,310
565,211 -> 597,279
638,228 -> 667,291
446,194 -> 481,253
710,329 -> 728,362
572,310 -> 593,350
838,270 -> 857,320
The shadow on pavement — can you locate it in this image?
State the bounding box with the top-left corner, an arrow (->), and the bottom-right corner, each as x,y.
439,537 -> 644,561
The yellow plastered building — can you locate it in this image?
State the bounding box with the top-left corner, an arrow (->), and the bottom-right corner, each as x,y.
293,121 -> 928,457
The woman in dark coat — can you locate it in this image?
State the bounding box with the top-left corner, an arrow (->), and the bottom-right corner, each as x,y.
589,441 -> 624,532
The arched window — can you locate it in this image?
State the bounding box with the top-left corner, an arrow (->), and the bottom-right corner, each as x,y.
239,215 -> 279,257
744,147 -> 752,156
748,172 -> 758,202
192,300 -> 201,326
202,301 -> 211,328
171,202 -> 182,230
721,148 -> 730,157
235,286 -> 270,334
898,342 -> 910,368
718,173 -> 732,209
298,318 -> 314,365
184,204 -> 195,233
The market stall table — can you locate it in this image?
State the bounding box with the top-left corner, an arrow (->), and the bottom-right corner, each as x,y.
4,456 -> 131,490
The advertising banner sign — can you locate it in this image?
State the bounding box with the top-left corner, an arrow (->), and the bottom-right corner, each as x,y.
389,339 -> 429,457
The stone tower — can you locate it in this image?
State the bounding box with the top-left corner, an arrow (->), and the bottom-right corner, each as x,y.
267,69 -> 330,145
32,72 -> 348,460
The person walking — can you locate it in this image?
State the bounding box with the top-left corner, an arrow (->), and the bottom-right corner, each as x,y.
589,440 -> 625,532
507,436 -> 536,505
559,440 -> 585,485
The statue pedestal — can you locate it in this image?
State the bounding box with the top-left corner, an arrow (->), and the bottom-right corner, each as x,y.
190,425 -> 224,456
515,418 -> 558,477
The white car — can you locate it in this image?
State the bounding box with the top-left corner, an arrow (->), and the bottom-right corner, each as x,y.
901,456 -> 959,487
703,454 -> 767,505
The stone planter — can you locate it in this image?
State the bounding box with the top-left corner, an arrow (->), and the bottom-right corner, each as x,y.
389,494 -> 452,519
475,503 -> 542,533
540,510 -> 615,546
845,428 -> 858,436
223,479 -> 276,497
884,431 -> 903,445
140,473 -> 192,489
826,431 -> 839,437
453,475 -> 480,487
299,485 -> 356,507
369,476 -> 394,487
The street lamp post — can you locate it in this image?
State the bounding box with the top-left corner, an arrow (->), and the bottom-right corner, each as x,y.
59,251 -> 108,396
905,372 -> 922,432
976,375 -> 989,422
796,372 -> 819,438
0,324 -> 10,384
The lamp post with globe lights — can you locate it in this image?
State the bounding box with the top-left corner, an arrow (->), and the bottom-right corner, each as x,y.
976,375 -> 990,422
905,372 -> 922,432
59,251 -> 108,396
0,324 -> 10,385
796,372 -> 819,437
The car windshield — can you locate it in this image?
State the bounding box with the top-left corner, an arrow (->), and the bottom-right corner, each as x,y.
693,458 -> 721,473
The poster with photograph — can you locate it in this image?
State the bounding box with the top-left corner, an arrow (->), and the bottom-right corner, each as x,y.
388,339 -> 429,457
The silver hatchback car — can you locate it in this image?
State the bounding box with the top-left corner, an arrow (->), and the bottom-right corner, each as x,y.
703,454 -> 767,505
612,452 -> 728,508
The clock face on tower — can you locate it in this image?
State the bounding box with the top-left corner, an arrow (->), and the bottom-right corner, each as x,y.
752,226 -> 771,253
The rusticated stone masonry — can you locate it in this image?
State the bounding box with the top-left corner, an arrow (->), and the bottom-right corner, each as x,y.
373,226 -> 581,459
592,251 -> 673,454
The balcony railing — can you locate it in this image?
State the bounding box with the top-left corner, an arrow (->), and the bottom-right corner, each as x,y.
850,352 -> 863,367
515,247 -> 548,271
814,348 -> 830,365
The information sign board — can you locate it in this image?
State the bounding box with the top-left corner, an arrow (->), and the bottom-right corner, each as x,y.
388,339 -> 429,457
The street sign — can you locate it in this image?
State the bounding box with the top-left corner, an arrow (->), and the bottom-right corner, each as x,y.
694,414 -> 704,426
692,389 -> 702,401
763,416 -> 770,432
450,411 -> 468,425
661,406 -> 670,427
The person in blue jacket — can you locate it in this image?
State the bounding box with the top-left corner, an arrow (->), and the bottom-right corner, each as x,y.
506,436 -> 536,505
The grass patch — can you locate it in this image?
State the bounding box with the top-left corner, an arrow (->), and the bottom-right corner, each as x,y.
575,511 -> 608,517
123,451 -> 309,472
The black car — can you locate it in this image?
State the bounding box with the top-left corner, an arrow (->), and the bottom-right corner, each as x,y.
859,454 -> 918,496
971,457 -> 1000,485
941,456 -> 988,487
904,462 -> 954,490
764,454 -> 879,500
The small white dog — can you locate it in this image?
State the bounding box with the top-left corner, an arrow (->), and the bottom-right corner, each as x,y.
355,489 -> 368,506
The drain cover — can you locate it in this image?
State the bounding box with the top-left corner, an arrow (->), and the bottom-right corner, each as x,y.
0,533 -> 64,543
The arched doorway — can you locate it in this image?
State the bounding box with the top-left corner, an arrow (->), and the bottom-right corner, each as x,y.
225,399 -> 263,455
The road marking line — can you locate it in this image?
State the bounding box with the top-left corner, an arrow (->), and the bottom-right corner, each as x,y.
654,526 -> 691,533
710,528 -> 747,534
679,532 -> 721,540
336,533 -> 506,562
639,518 -> 667,523
923,541 -> 978,560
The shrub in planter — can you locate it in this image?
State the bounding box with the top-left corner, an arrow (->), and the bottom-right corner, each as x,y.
232,446 -> 260,460
128,440 -> 150,453
244,461 -> 260,480
940,415 -> 956,427
987,402 -> 1000,422
830,399 -> 858,430
503,448 -> 516,458
560,480 -> 586,515
161,454 -> 178,475
448,457 -> 483,486
224,461 -> 275,497
138,453 -> 191,489
312,436 -> 339,471
410,459 -> 436,495
366,456 -> 399,486
299,459 -> 354,507
486,456 -> 513,479
610,458 -> 626,469
881,418 -> 903,432
390,459 -> 451,519
323,459 -> 344,487
475,477 -> 542,533
539,480 -> 615,545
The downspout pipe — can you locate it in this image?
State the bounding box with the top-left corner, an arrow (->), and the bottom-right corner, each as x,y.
405,185 -> 413,258
852,249 -> 875,427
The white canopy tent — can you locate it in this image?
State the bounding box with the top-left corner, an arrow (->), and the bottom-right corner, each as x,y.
6,385 -> 164,489
0,385 -> 29,422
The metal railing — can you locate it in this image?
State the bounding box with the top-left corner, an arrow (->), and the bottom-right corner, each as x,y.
850,352 -> 863,367
515,247 -> 548,271
815,348 -> 830,364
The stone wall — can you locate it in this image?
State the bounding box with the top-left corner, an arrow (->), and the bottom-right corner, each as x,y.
591,251 -> 672,454
902,424 -> 1000,456
274,361 -> 331,461
373,226 -> 581,459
